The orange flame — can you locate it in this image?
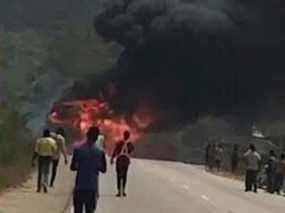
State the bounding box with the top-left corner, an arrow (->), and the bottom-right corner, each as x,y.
49,99 -> 154,150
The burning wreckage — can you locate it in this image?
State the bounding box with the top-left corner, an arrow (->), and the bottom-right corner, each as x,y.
48,98 -> 154,151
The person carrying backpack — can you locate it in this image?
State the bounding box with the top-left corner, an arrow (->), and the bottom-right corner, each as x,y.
111,131 -> 134,197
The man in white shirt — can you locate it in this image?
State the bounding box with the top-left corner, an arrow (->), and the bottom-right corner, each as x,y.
244,144 -> 261,193
95,134 -> 105,152
50,127 -> 68,187
94,133 -> 105,200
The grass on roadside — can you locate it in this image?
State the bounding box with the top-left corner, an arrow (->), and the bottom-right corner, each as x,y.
0,106 -> 34,190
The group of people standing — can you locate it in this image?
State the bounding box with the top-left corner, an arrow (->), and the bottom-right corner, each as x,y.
260,149 -> 285,194
243,144 -> 285,195
33,126 -> 135,213
205,143 -> 225,172
205,141 -> 285,195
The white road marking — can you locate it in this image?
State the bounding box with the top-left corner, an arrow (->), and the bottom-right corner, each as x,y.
200,195 -> 217,207
180,184 -> 190,191
201,195 -> 210,201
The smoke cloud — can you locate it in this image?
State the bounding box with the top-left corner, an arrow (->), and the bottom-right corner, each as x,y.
92,0 -> 285,125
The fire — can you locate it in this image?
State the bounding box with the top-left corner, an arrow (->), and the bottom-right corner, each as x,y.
49,98 -> 154,151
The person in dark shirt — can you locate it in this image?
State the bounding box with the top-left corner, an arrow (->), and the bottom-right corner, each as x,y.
205,143 -> 211,170
111,130 -> 134,197
215,144 -> 224,172
71,127 -> 107,213
274,154 -> 285,195
231,144 -> 240,174
265,150 -> 277,193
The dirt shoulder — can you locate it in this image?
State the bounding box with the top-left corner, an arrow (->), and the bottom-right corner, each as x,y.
0,158 -> 75,213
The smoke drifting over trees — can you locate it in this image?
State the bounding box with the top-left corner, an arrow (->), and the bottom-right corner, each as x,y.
93,0 -> 285,123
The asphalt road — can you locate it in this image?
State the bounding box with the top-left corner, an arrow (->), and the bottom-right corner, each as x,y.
77,159 -> 285,213
1,159 -> 285,213
0,158 -> 74,213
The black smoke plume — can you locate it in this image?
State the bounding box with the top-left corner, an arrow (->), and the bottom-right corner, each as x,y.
91,0 -> 285,125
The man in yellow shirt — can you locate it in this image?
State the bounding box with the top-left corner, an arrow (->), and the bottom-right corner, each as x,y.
32,129 -> 57,193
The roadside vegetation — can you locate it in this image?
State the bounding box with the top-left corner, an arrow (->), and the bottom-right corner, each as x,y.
0,24 -> 120,191
0,106 -> 33,190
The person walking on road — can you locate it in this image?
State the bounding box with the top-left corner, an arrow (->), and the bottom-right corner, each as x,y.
231,144 -> 240,174
50,127 -> 68,187
265,150 -> 277,193
71,127 -> 107,213
273,154 -> 285,195
32,129 -> 57,193
95,134 -> 105,152
205,143 -> 212,170
215,144 -> 224,172
208,143 -> 216,171
94,133 -> 106,200
244,144 -> 261,193
111,130 -> 134,197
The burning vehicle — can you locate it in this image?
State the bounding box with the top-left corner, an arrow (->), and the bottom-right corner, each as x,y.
48,98 -> 154,152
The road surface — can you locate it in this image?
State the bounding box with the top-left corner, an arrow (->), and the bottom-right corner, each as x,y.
1,159 -> 285,213
0,159 -> 75,213
76,159 -> 285,213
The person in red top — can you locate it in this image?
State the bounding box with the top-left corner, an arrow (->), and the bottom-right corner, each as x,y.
111,131 -> 134,197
